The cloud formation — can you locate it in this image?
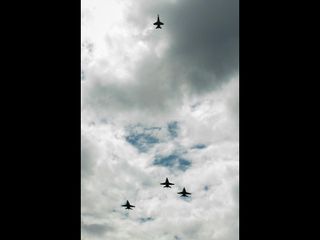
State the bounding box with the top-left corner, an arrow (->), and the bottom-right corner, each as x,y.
81,0 -> 239,239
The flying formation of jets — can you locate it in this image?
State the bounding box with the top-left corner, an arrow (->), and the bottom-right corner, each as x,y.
121,15 -> 194,211
122,177 -> 192,210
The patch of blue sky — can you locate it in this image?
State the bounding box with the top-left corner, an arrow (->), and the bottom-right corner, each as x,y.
125,124 -> 162,152
153,154 -> 191,171
167,121 -> 179,138
126,133 -> 159,152
178,159 -> 191,171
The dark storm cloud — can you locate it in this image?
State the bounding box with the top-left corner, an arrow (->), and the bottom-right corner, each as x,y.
129,0 -> 239,92
166,0 -> 239,85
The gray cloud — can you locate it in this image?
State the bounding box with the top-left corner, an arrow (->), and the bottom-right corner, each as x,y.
81,222 -> 112,236
167,0 -> 239,81
81,134 -> 96,178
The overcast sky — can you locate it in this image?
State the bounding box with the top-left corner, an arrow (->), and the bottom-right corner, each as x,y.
81,0 -> 239,239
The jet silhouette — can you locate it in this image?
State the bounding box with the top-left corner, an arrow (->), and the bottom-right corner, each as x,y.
153,14 -> 164,29
160,178 -> 175,188
177,187 -> 191,197
121,200 -> 135,210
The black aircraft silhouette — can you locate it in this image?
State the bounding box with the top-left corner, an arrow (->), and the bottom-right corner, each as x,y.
177,187 -> 191,197
160,178 -> 174,188
153,14 -> 164,29
121,200 -> 135,210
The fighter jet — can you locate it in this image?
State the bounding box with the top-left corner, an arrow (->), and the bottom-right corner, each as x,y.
160,178 -> 175,188
121,200 -> 135,210
153,14 -> 164,29
177,187 -> 191,197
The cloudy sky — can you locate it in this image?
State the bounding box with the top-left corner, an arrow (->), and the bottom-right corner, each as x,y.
81,0 -> 239,239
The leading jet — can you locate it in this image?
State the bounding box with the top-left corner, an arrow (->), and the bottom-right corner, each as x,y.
121,200 -> 135,210
177,187 -> 191,197
153,14 -> 164,29
160,178 -> 174,188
